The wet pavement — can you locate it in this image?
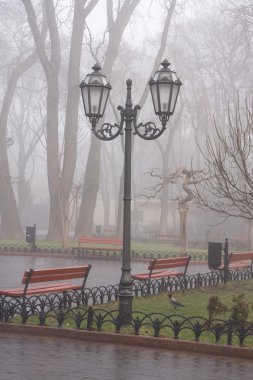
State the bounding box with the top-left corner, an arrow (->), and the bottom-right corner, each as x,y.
0,332 -> 253,380
0,254 -> 208,289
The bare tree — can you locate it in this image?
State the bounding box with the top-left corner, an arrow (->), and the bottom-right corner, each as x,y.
22,0 -> 99,245
143,167 -> 202,253
193,100 -> 253,246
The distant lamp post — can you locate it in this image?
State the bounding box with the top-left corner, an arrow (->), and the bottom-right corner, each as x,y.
80,59 -> 182,322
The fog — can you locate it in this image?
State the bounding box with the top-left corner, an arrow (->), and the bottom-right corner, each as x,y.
0,0 -> 252,247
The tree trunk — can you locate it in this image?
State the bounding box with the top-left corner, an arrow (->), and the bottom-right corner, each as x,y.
159,186 -> 169,234
0,146 -> 23,238
0,50 -> 37,238
17,173 -> 31,227
179,203 -> 188,254
46,76 -> 62,240
75,135 -> 101,236
60,0 -> 95,243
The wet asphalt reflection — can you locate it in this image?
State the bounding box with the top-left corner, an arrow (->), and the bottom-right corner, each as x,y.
0,333 -> 253,380
0,254 -> 208,289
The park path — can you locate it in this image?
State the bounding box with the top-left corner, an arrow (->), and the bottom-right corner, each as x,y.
1,332 -> 253,380
0,254 -> 208,289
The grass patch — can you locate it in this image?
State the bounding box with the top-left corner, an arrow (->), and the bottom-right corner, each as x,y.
130,280 -> 253,320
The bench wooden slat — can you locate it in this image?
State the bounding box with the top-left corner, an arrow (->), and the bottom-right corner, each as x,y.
25,283 -> 82,295
148,259 -> 189,270
0,288 -> 28,297
22,266 -> 90,284
23,266 -> 90,276
132,270 -> 183,280
229,261 -> 252,269
0,283 -> 82,297
22,272 -> 89,284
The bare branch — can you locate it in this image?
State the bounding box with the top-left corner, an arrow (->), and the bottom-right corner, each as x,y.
192,99 -> 253,220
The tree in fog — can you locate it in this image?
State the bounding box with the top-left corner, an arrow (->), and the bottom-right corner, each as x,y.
0,3 -> 42,238
143,167 -> 202,253
193,101 -> 253,247
22,0 -> 99,245
9,89 -> 46,225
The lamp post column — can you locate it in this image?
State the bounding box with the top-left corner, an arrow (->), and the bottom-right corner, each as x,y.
118,79 -> 134,321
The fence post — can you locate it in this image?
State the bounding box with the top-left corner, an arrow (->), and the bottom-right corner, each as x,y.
87,306 -> 94,329
224,238 -> 229,284
227,319 -> 233,345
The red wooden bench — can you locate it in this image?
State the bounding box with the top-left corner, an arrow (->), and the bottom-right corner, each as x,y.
0,265 -> 91,298
131,256 -> 191,281
218,252 -> 253,271
72,236 -> 123,253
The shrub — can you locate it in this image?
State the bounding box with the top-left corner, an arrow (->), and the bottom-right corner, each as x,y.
207,295 -> 227,320
230,293 -> 250,322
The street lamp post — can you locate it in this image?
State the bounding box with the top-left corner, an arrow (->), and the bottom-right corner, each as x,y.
80,59 -> 182,322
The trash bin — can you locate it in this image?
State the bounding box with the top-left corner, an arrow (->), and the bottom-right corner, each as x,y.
208,242 -> 222,269
26,226 -> 36,245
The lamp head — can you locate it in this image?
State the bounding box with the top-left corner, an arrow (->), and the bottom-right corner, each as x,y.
149,59 -> 182,124
80,63 -> 111,125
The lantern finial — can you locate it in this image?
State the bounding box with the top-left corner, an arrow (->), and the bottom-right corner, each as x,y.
161,59 -> 171,69
92,62 -> 101,72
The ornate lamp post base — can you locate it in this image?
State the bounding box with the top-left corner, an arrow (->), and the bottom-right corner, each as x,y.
118,285 -> 133,324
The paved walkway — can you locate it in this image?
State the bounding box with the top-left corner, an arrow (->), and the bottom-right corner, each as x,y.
0,254 -> 208,289
1,329 -> 253,380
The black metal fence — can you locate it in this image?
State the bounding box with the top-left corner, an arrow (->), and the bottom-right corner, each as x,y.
0,267 -> 253,346
0,243 -> 209,261
1,303 -> 253,347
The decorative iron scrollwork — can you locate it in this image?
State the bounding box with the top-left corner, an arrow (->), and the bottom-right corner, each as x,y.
133,121 -> 166,140
92,122 -> 123,141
